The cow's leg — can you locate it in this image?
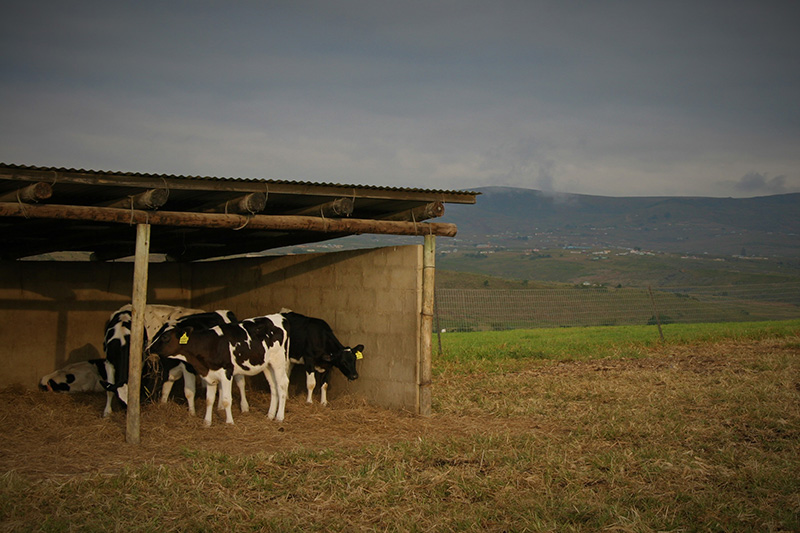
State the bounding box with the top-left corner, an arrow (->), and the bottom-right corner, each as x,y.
203,379 -> 217,426
321,381 -> 329,406
318,370 -> 332,406
183,370 -> 197,416
219,377 -> 235,425
263,367 -> 278,419
103,361 -> 115,418
273,362 -> 289,422
216,385 -> 225,411
234,374 -> 249,413
160,364 -> 182,404
305,371 -> 316,404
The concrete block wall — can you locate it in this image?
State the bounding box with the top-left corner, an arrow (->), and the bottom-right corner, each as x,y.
191,246 -> 423,411
0,261 -> 194,390
0,245 -> 424,412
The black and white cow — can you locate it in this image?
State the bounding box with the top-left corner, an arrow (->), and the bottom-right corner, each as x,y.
280,310 -> 363,406
39,359 -> 107,393
102,305 -> 134,417
149,314 -> 290,426
150,310 -> 246,416
101,303 -> 234,417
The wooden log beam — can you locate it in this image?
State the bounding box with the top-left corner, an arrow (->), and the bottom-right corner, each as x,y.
289,197 -> 354,218
105,189 -> 169,210
380,202 -> 445,222
0,202 -> 458,237
0,182 -> 52,203
207,193 -> 267,214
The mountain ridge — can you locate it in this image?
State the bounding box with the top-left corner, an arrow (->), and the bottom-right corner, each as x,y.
439,186 -> 800,257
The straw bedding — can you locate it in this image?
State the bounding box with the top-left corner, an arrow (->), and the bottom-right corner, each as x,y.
0,384 -> 526,480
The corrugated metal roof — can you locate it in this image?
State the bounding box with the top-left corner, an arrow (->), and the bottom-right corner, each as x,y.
0,163 -> 478,197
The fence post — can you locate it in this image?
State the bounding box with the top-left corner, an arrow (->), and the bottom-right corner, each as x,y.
434,289 -> 443,355
648,285 -> 665,341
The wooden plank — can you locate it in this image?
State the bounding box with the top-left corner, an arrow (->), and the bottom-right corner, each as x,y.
126,223 -> 150,445
0,202 -> 458,237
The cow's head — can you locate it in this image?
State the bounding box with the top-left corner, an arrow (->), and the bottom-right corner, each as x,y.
148,326 -> 193,356
331,344 -> 363,381
39,374 -> 75,392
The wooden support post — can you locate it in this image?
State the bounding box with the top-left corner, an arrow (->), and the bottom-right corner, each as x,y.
419,234 -> 435,416
126,223 -> 151,445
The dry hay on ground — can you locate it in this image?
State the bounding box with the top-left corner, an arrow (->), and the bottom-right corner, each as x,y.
0,387 -> 522,480
2,338 -> 797,480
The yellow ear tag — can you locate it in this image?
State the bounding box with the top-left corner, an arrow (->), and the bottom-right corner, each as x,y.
355,351 -> 363,360
179,332 -> 189,345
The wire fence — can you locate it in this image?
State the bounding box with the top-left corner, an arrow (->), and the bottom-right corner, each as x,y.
434,283 -> 800,332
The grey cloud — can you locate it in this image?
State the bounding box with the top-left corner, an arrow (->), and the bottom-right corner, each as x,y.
734,172 -> 788,195
1,1 -> 800,197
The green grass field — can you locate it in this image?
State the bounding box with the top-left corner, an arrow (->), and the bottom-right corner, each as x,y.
3,320 -> 799,531
435,319 -> 800,374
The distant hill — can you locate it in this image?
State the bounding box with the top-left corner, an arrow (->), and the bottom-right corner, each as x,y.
439,187 -> 800,257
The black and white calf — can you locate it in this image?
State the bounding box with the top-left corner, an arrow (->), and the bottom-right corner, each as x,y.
151,310 -> 245,416
149,314 -> 290,426
280,310 -> 363,406
39,359 -> 107,393
102,305 -> 134,417
101,303 -> 230,417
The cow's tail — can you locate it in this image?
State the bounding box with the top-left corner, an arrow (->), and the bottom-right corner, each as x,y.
283,320 -> 291,377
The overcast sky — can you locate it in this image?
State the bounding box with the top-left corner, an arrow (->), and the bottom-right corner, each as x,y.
2,1 -> 798,198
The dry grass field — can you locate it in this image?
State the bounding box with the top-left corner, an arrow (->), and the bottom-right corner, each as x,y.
2,335 -> 799,531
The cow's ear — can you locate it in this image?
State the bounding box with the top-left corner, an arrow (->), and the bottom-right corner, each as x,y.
174,326 -> 194,336
353,345 -> 364,360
